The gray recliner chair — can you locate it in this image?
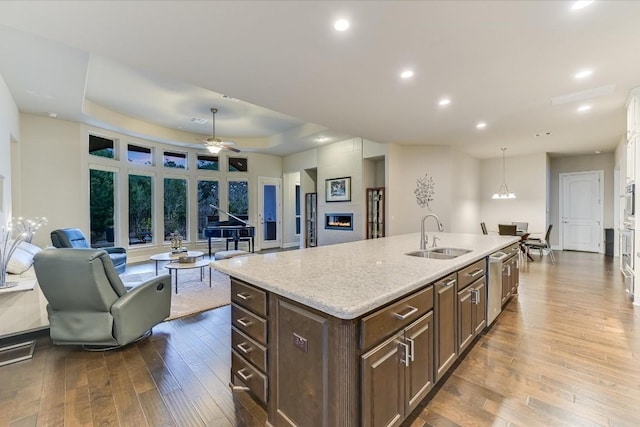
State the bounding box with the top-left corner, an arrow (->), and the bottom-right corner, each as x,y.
51,228 -> 127,274
33,248 -> 171,349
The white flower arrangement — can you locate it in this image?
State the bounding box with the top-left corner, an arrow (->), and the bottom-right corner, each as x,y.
414,173 -> 435,211
0,217 -> 46,288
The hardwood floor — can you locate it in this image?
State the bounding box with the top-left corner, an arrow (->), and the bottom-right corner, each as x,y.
0,250 -> 638,426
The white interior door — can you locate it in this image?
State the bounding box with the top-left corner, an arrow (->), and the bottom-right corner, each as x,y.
560,171 -> 603,252
258,177 -> 281,250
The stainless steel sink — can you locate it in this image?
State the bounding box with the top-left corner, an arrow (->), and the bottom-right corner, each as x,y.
427,247 -> 472,256
405,247 -> 472,260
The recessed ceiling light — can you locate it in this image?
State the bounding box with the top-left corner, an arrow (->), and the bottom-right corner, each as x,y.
48,112 -> 58,118
574,69 -> 593,79
577,105 -> 592,112
334,19 -> 350,31
571,1 -> 594,11
400,70 -> 414,79
316,136 -> 329,143
595,150 -> 601,154
476,122 -> 487,129
438,98 -> 451,107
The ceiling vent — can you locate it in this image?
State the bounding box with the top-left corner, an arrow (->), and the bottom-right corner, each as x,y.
551,84 -> 616,105
190,117 -> 208,124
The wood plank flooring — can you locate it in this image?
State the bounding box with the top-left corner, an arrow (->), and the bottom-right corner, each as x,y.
1,250 -> 639,426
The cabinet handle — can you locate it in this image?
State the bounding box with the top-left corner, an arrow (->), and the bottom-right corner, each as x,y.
406,338 -> 415,362
237,368 -> 253,381
393,306 -> 419,320
236,318 -> 252,327
470,289 -> 477,304
441,278 -> 456,289
236,292 -> 252,300
236,342 -> 252,354
468,268 -> 484,278
399,342 -> 410,367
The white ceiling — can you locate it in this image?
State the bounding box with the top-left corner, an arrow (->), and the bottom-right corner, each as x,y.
1,1 -> 639,159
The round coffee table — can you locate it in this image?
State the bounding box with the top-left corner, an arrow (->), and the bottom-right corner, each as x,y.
163,258 -> 211,294
149,251 -> 204,275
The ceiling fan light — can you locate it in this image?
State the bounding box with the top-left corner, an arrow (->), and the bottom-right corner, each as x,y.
207,145 -> 221,154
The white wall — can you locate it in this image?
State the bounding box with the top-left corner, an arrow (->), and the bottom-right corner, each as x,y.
317,138 -> 365,245
0,74 -> 50,339
0,73 -> 19,225
387,145 -> 481,237
480,152 -> 547,237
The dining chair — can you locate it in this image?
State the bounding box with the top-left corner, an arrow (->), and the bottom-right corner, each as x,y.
511,221 -> 528,233
498,224 -> 517,235
480,222 -> 488,235
524,224 -> 555,264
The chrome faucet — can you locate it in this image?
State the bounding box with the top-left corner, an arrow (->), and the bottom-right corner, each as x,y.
420,214 -> 444,250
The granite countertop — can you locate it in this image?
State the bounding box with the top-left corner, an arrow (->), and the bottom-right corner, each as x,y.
211,232 -> 519,320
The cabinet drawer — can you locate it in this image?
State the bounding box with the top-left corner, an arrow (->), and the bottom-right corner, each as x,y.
231,278 -> 267,317
232,326 -> 267,372
505,243 -> 520,257
232,350 -> 268,403
232,303 -> 267,345
360,286 -> 433,351
457,259 -> 486,290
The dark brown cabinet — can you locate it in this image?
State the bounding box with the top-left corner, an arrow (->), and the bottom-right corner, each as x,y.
501,253 -> 519,306
230,278 -> 269,404
361,312 -> 434,427
457,277 -> 486,354
435,273 -> 457,381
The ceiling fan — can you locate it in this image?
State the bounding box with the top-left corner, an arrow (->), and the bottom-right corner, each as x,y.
199,108 -> 240,153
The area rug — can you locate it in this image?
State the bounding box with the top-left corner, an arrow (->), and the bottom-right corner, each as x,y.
121,268 -> 230,320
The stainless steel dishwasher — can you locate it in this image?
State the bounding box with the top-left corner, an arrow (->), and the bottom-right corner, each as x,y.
488,251 -> 509,325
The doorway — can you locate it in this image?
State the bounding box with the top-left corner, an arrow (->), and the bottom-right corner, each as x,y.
559,171 -> 604,253
258,177 -> 281,250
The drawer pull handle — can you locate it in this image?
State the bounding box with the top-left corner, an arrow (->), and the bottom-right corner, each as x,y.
393,306 -> 418,320
236,292 -> 252,300
236,318 -> 252,327
237,368 -> 253,381
469,268 -> 484,278
442,279 -> 456,289
236,342 -> 252,354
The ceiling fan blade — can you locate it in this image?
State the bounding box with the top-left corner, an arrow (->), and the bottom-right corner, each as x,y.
225,146 -> 241,153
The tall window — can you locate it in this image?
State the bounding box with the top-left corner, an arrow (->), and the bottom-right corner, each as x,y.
89,135 -> 116,159
295,184 -> 301,235
198,180 -> 219,238
228,180 -> 249,220
129,174 -> 153,245
164,177 -> 187,241
89,168 -> 116,247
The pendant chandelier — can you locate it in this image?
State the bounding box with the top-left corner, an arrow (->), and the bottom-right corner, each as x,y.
492,148 -> 516,199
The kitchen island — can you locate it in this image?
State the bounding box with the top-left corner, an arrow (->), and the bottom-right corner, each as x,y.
211,232 -> 519,427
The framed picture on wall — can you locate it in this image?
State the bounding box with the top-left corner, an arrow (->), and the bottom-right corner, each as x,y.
325,177 -> 351,202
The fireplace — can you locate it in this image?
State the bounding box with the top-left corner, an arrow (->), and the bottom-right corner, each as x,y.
325,213 -> 353,231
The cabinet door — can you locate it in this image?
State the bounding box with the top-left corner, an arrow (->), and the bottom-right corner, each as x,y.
361,331 -> 406,427
472,278 -> 487,335
435,275 -> 457,381
404,312 -> 434,414
457,286 -> 474,354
